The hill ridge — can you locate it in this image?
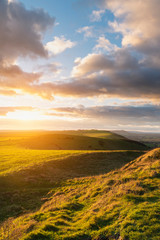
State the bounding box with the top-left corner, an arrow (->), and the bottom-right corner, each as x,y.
19,132 -> 148,151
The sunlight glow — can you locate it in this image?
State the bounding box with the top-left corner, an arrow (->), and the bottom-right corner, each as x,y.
7,110 -> 42,121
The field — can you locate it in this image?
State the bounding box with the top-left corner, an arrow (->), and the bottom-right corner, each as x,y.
0,130 -> 154,240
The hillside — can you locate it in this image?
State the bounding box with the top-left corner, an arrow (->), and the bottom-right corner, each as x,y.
52,130 -> 126,140
113,130 -> 160,148
0,149 -> 144,222
18,131 -> 147,151
1,148 -> 160,240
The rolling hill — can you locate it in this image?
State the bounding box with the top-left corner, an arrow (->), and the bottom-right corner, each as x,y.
113,130 -> 160,148
0,149 -> 145,223
0,130 -> 151,240
18,131 -> 147,151
0,130 -> 147,225
1,148 -> 160,240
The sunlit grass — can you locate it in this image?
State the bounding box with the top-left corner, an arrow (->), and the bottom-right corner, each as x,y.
0,146 -> 90,176
0,130 -> 147,176
0,131 -> 151,240
0,148 -> 160,240
0,145 -> 144,176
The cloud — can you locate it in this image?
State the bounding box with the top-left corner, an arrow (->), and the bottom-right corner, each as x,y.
0,63 -> 41,95
13,46 -> 157,100
45,36 -> 76,55
38,62 -> 62,75
0,0 -> 57,99
90,9 -> 105,22
0,0 -> 54,61
29,48 -> 157,100
94,36 -> 119,52
1,0 -> 160,103
77,26 -> 94,38
42,0 -> 160,101
71,53 -> 114,77
0,106 -> 34,116
51,104 -> 160,126
99,0 -> 160,62
0,89 -> 17,96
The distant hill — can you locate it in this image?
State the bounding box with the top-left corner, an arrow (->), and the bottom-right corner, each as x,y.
19,131 -> 148,151
54,130 -> 126,139
113,130 -> 160,148
1,148 -> 160,240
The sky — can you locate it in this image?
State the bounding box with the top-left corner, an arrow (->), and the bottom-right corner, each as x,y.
0,0 -> 160,131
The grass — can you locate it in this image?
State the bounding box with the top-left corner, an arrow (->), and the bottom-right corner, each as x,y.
0,130 -> 151,239
0,130 -> 146,225
0,147 -> 144,222
19,132 -> 147,151
53,130 -> 124,139
0,148 -> 160,240
0,146 -> 91,176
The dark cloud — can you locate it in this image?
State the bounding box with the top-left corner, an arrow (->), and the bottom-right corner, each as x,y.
2,49 -> 159,101
0,0 -> 54,61
38,49 -> 159,100
51,104 -> 160,124
0,0 -> 55,99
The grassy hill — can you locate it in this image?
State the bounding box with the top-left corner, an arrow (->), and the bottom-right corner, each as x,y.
18,131 -> 147,151
0,148 -> 160,240
0,148 -> 144,223
0,130 -> 150,240
0,130 -> 147,225
113,130 -> 160,148
52,130 -> 125,139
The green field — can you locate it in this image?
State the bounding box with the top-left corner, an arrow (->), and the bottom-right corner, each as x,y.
0,130 -> 155,240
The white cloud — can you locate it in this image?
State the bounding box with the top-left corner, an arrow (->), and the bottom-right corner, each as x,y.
94,35 -> 119,52
77,26 -> 93,38
45,36 -> 76,55
90,9 -> 105,22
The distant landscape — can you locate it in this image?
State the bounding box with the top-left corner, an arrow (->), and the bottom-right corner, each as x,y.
114,131 -> 160,149
1,130 -> 160,239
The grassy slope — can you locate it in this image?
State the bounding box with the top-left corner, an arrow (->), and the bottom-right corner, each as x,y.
0,130 -> 147,176
0,148 -> 144,223
1,148 -> 160,240
0,131 -> 146,224
53,130 -> 123,139
19,132 -> 147,151
113,130 -> 160,148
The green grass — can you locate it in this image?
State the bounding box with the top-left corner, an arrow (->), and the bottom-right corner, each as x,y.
0,146 -> 90,176
0,130 -> 151,239
0,131 -> 146,225
19,132 -> 147,151
0,146 -> 144,222
1,148 -> 160,240
55,130 -> 124,139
